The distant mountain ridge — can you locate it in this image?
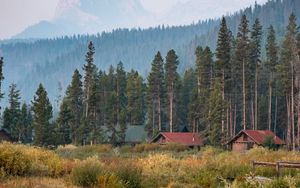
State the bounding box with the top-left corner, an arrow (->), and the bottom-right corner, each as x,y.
1,0 -> 300,110
14,0 -> 268,39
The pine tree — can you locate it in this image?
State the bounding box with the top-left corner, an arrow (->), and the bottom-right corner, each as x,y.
57,99 -> 72,145
82,41 -> 98,144
250,18 -> 262,130
206,78 -> 225,146
116,62 -> 127,141
216,16 -> 231,135
105,65 -> 119,144
146,51 -> 165,136
32,84 -> 53,146
165,49 -> 179,132
280,13 -> 299,150
181,68 -> 196,131
235,15 -> 250,130
126,70 -> 145,125
3,84 -> 21,141
83,41 -> 96,118
19,103 -> 33,143
65,69 -> 83,144
265,25 -> 278,132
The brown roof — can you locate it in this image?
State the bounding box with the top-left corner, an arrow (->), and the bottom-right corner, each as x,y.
151,132 -> 203,146
227,130 -> 285,145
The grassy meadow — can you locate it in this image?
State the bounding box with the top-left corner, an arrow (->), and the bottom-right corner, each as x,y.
1,142 -> 300,187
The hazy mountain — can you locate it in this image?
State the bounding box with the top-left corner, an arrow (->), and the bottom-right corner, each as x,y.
14,0 -> 152,39
14,0 -> 268,39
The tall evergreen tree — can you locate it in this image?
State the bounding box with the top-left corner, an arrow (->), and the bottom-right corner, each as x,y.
32,84 -> 53,146
250,18 -> 262,130
216,16 -> 231,136
3,84 -> 21,141
265,25 -> 278,132
165,49 -> 179,132
146,52 -> 165,136
65,69 -> 83,144
206,78 -> 225,146
83,41 -> 96,118
126,70 -> 145,125
116,62 -> 127,141
280,13 -> 299,150
57,99 -> 72,145
235,14 -> 250,130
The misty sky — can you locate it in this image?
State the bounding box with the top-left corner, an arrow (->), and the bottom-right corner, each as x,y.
0,0 -> 268,39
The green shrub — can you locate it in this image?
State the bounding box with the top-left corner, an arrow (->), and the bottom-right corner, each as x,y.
266,178 -> 289,188
98,174 -> 129,188
196,170 -> 219,187
70,157 -> 103,187
114,162 -> 142,188
0,143 -> 32,176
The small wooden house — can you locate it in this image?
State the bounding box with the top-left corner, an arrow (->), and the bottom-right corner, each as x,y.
226,130 -> 285,151
0,129 -> 12,142
151,132 -> 203,148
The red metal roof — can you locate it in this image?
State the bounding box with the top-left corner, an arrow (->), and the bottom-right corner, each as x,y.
153,132 -> 203,146
228,130 -> 285,145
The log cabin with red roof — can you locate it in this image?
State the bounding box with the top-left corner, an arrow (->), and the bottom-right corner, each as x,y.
150,132 -> 203,148
226,130 -> 285,152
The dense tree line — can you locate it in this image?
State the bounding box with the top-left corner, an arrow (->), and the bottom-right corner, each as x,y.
0,0 -> 299,106
1,12 -> 300,149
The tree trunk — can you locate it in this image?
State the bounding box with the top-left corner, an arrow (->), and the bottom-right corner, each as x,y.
255,63 -> 258,130
152,99 -> 155,136
268,77 -> 272,131
226,106 -> 229,138
158,97 -> 162,132
243,60 -> 246,130
251,100 -> 254,130
169,86 -> 173,132
297,91 -> 300,146
230,100 -> 233,137
287,96 -> 291,149
222,70 -> 225,133
274,95 -> 278,134
291,69 -> 295,151
234,103 -> 237,136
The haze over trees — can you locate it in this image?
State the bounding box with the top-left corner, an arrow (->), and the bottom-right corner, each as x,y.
0,1 -> 300,149
0,0 -> 299,106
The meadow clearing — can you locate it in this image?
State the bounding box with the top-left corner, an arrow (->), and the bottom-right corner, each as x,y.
1,142 -> 300,188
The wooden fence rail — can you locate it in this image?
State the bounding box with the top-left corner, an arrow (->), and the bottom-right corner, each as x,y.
252,161 -> 300,176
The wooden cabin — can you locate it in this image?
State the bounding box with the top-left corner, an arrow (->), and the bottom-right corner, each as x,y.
0,129 -> 12,142
151,132 -> 203,148
226,130 -> 285,151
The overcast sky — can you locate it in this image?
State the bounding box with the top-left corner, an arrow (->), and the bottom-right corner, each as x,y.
0,0 -> 268,40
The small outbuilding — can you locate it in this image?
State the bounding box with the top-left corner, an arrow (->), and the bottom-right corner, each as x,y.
0,129 -> 12,142
151,132 -> 203,148
226,130 -> 285,151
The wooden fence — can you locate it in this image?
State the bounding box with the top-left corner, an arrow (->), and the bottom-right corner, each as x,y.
252,161 -> 300,176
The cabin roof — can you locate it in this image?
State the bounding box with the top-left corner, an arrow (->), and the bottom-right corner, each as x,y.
151,132 -> 203,146
227,130 -> 285,145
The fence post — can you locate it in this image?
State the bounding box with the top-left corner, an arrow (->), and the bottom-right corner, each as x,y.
276,161 -> 280,177
252,161 -> 256,173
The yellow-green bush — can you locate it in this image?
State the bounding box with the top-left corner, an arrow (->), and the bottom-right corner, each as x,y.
21,146 -> 63,177
107,160 -> 142,188
0,142 -> 31,176
70,156 -> 104,187
97,174 -> 129,188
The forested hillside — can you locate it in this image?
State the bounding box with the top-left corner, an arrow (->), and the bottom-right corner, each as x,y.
0,0 -> 299,106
